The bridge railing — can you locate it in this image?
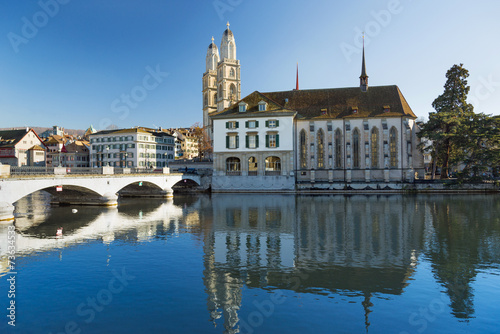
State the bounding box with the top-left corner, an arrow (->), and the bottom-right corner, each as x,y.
11,166 -> 55,175
5,166 -> 175,176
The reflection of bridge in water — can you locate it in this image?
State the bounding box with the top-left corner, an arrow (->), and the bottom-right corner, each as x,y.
1,193 -> 498,332
0,193 -> 196,275
0,172 -> 201,221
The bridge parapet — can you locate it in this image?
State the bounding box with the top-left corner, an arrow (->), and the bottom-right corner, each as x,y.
0,164 -> 10,177
3,166 -> 173,177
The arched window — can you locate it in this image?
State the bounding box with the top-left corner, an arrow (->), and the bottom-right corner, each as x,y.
229,84 -> 236,101
214,92 -> 217,103
390,127 -> 398,168
317,129 -> 325,169
335,129 -> 342,168
226,157 -> 241,175
219,84 -> 223,98
204,94 -> 208,107
230,68 -> 235,78
353,128 -> 360,168
371,127 -> 379,168
265,156 -> 281,175
248,156 -> 258,175
300,130 -> 307,169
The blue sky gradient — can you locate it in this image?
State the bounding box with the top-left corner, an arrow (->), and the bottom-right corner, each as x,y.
0,0 -> 499,130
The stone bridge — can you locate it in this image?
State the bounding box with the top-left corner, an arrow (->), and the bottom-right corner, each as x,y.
0,172 -> 201,221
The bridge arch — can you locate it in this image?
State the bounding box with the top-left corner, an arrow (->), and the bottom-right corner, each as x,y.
172,178 -> 200,192
117,181 -> 167,198
10,182 -> 106,205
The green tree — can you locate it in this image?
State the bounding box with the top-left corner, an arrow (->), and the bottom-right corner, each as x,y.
419,64 -> 474,179
457,114 -> 500,177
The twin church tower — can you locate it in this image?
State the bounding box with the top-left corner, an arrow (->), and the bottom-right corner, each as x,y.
202,22 -> 241,131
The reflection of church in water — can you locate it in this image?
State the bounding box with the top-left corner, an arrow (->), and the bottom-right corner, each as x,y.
202,195 -> 425,333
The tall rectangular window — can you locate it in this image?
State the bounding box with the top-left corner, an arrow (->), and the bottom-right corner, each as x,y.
246,134 -> 259,149
266,134 -> 279,148
226,135 -> 239,149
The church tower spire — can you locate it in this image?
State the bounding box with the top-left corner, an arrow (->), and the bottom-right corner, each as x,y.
202,37 -> 220,131
216,22 -> 241,111
360,37 -> 368,92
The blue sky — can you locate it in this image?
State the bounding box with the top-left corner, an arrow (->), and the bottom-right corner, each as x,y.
0,0 -> 499,131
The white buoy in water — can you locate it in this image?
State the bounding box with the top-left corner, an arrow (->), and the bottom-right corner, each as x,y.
72,209 -> 78,213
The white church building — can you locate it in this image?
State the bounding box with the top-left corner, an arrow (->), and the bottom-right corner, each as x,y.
205,24 -> 425,192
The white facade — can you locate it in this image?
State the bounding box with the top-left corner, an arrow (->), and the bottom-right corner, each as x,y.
211,110 -> 296,191
213,115 -> 294,153
89,128 -> 175,168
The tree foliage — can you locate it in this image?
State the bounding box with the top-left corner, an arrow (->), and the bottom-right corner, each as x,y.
190,122 -> 212,160
419,64 -> 500,179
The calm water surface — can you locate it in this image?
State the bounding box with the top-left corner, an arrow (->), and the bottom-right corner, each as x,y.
1,192 -> 500,333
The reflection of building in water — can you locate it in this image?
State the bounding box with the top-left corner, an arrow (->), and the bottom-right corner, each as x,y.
204,195 -> 296,333
295,195 -> 423,271
203,194 -> 425,333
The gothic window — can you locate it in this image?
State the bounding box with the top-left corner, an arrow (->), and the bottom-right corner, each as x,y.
353,128 -> 360,168
317,129 -> 325,169
219,84 -> 223,98
214,92 -> 217,103
229,84 -> 236,101
230,68 -> 235,78
335,129 -> 342,168
371,127 -> 379,168
390,127 -> 398,168
204,94 -> 208,107
300,130 -> 307,169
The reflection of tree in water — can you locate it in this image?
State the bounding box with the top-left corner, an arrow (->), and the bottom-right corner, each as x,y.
425,195 -> 500,319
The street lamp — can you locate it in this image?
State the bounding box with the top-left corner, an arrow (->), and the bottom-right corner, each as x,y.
106,146 -> 109,166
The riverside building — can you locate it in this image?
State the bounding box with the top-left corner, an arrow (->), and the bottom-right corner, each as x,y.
206,25 -> 424,191
89,127 -> 175,168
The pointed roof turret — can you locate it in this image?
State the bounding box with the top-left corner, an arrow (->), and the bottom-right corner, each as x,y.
360,37 -> 368,92
220,22 -> 236,60
206,36 -> 220,71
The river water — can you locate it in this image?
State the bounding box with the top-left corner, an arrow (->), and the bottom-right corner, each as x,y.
1,192 -> 500,333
